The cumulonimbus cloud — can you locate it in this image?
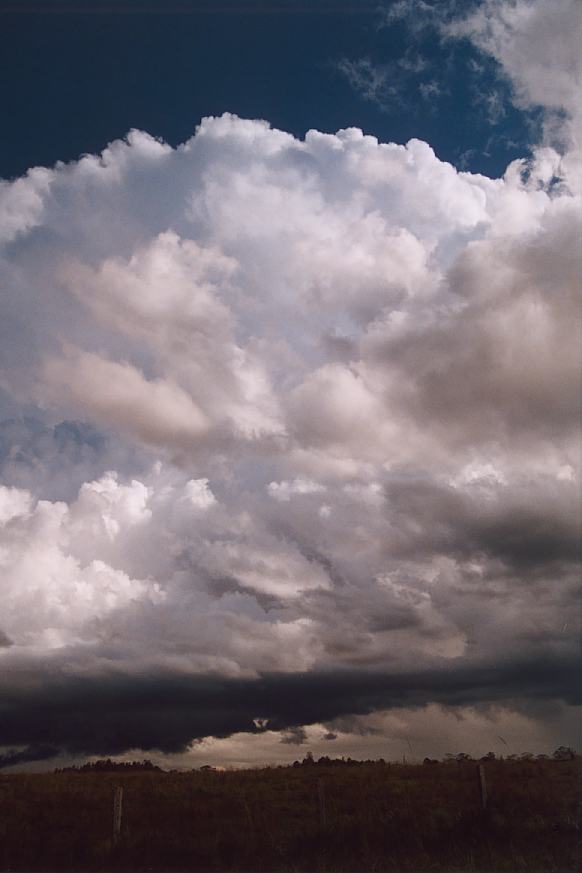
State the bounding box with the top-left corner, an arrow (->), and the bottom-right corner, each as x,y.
0,0 -> 580,764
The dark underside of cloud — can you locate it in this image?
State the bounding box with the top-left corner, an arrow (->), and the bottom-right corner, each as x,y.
1,655 -> 579,766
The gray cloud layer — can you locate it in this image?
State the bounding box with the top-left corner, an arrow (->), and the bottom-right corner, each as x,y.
1,654 -> 579,762
0,0 -> 580,765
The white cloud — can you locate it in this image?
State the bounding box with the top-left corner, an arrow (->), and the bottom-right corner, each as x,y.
450,0 -> 582,148
0,167 -> 52,244
268,478 -> 326,502
182,477 -> 217,510
0,486 -> 32,525
0,479 -> 164,649
0,110 -> 577,675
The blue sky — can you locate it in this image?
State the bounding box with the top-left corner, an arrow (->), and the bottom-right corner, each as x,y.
1,0 -> 539,179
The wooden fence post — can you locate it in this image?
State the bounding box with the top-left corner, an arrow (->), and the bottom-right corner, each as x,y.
112,785 -> 124,846
317,777 -> 327,829
477,764 -> 487,811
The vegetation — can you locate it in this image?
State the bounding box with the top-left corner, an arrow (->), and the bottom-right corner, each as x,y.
0,754 -> 580,872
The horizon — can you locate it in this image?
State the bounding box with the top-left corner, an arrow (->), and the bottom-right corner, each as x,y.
14,745 -> 580,775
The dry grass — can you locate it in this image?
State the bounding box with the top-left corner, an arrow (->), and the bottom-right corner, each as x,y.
0,758 -> 580,872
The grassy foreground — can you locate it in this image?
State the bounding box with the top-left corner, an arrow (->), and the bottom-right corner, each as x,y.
0,758 -> 580,872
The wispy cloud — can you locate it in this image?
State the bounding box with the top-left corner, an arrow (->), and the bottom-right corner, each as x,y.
335,57 -> 399,109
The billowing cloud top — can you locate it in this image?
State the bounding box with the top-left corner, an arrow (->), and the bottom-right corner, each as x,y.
0,0 -> 580,766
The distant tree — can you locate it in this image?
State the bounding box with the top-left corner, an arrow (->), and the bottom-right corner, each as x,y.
454,753 -> 473,763
302,751 -> 315,765
58,758 -> 163,773
552,746 -> 576,761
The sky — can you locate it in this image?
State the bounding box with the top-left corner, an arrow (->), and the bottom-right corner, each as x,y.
0,0 -> 580,770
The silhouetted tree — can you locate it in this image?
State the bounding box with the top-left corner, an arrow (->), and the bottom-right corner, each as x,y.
552,745 -> 575,761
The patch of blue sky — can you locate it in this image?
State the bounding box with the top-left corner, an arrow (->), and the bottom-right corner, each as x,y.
0,1 -> 541,180
335,4 -> 543,175
0,416 -> 149,501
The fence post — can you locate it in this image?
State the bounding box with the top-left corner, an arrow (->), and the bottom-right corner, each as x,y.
112,785 -> 124,846
317,777 -> 327,829
477,764 -> 487,811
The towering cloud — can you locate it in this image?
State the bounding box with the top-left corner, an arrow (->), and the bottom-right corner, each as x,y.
0,0 -> 580,766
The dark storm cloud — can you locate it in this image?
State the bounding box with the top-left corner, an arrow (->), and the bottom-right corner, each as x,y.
0,744 -> 60,769
0,654 -> 579,765
279,726 -> 308,745
382,476 -> 581,568
359,196 -> 582,457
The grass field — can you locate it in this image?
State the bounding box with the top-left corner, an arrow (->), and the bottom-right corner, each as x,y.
0,757 -> 580,872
